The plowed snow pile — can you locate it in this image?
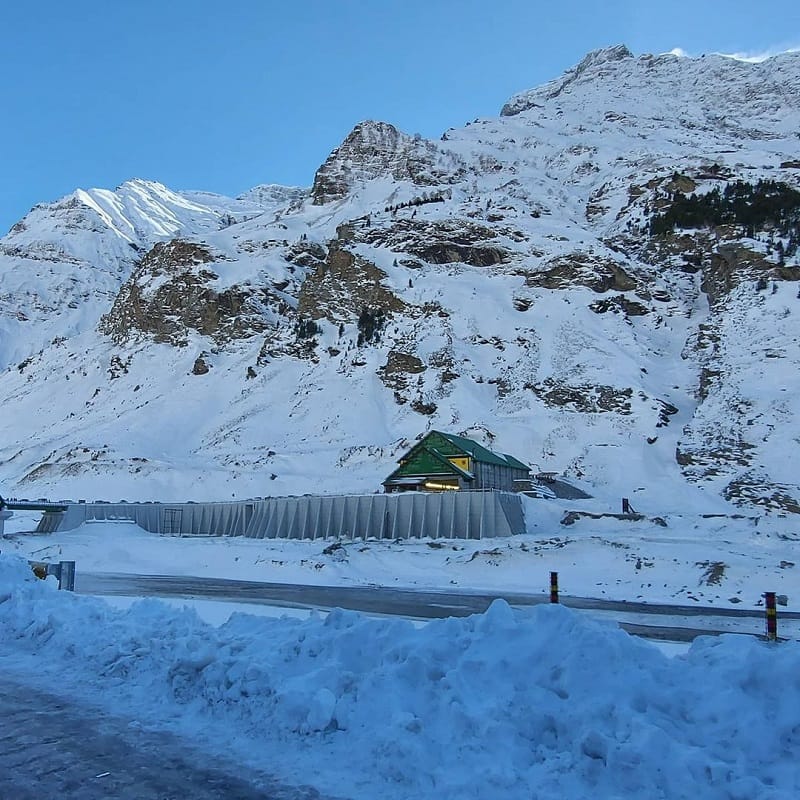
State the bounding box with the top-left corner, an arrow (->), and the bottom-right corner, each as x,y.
0,554 -> 795,799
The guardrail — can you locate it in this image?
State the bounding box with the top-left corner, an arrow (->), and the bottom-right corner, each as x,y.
548,570 -> 789,642
28,560 -> 75,591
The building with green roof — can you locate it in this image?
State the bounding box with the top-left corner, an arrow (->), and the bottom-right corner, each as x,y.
383,431 -> 531,493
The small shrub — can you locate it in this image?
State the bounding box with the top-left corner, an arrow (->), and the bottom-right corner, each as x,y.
357,307 -> 385,346
296,318 -> 321,339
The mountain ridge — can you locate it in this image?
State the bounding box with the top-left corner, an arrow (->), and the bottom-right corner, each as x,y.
1,46 -> 799,521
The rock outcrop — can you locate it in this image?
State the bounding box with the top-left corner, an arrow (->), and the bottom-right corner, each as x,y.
297,241 -> 404,323
311,121 -> 458,204
100,240 -> 270,346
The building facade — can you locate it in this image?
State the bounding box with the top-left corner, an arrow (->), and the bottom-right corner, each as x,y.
383,431 -> 530,493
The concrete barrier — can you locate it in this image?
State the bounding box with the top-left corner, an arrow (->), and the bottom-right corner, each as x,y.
40,491 -> 527,541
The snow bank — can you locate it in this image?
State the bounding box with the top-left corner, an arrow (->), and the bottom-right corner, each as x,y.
0,553 -> 796,800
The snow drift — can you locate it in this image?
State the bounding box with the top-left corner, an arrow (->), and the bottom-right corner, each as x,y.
0,554 -> 796,800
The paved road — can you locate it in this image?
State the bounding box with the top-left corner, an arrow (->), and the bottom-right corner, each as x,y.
77,572 -> 798,642
0,675 -> 332,800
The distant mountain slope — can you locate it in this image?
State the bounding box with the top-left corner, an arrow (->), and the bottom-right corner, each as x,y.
1,46 -> 799,518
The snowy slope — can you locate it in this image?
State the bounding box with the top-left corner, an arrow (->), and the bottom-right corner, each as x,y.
0,179 -> 277,370
1,47 -> 799,520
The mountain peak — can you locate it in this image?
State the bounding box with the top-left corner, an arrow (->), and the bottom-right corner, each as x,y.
575,43 -> 633,70
501,44 -> 634,115
235,183 -> 309,208
346,119 -> 406,143
114,177 -> 169,193
311,120 -> 439,205
500,42 -> 800,117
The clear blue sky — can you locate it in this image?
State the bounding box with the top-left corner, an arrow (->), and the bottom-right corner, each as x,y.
2,0 -> 798,233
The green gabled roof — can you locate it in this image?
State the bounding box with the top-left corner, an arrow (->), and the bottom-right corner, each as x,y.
384,438 -> 475,484
426,447 -> 474,479
436,431 -> 530,471
383,430 -> 529,485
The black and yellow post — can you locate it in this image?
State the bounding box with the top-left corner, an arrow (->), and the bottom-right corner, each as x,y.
550,571 -> 559,604
765,592 -> 778,641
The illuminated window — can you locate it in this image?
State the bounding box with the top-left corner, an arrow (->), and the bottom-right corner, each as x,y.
424,481 -> 460,491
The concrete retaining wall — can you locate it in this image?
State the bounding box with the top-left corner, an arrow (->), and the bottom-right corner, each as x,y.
42,491 -> 526,540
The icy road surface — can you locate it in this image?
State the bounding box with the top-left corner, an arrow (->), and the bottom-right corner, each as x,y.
76,572 -> 800,641
0,674 -> 335,800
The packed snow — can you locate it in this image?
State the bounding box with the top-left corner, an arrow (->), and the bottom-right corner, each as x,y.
1,553 -> 797,799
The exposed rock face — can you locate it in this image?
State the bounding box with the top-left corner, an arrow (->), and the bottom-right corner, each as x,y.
413,241 -> 508,267
676,435 -> 755,473
588,295 -> 649,316
527,379 -> 634,414
192,354 -> 210,375
526,254 -> 638,293
410,399 -> 437,415
703,245 -> 790,306
285,240 -> 327,268
297,241 -> 404,323
362,219 -> 509,267
378,351 -> 426,393
311,121 -> 458,204
724,474 -> 800,514
99,240 -> 269,346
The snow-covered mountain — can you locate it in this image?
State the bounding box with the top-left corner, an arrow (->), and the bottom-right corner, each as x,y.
0,179 -> 277,368
2,45 -> 800,517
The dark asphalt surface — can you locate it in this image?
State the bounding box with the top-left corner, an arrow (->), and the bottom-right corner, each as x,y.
0,675 -> 331,800
76,572 -> 798,642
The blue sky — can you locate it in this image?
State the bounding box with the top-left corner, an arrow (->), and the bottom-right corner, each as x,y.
1,0 -> 798,233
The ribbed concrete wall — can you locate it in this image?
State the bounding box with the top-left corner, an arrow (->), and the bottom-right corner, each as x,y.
42,491 -> 526,540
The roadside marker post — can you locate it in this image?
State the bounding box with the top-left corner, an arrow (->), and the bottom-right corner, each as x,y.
59,561 -> 76,591
550,571 -> 559,604
765,592 -> 777,641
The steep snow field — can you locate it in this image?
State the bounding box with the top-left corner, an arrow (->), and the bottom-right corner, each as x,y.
1,553 -> 797,800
